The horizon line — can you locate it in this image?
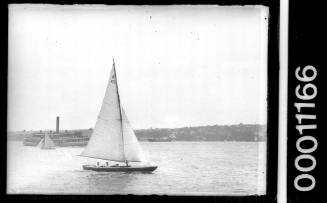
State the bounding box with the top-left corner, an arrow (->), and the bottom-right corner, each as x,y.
8,123 -> 267,133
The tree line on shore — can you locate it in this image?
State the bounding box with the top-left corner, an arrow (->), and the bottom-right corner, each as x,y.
135,124 -> 266,141
8,124 -> 266,142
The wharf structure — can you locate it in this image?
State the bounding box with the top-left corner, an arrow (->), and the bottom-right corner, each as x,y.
23,116 -> 90,147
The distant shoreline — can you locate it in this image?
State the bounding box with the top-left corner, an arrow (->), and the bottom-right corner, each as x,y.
8,124 -> 266,142
7,140 -> 266,143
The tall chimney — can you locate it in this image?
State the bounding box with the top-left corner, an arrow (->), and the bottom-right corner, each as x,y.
56,116 -> 59,133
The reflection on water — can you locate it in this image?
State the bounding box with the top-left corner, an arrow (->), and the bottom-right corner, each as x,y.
7,141 -> 266,195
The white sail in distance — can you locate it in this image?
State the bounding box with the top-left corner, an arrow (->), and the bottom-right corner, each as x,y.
44,134 -> 55,148
81,61 -> 147,163
38,138 -> 44,148
39,133 -> 55,149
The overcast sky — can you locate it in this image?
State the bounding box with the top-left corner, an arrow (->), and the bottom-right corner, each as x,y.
8,4 -> 268,131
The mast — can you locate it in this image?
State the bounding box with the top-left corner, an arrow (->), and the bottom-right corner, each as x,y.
113,58 -> 128,165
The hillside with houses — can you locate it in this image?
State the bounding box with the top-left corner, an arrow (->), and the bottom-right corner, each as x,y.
8,124 -> 266,142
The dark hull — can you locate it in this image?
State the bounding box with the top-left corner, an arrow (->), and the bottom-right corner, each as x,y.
41,147 -> 55,150
148,140 -> 172,142
147,138 -> 173,142
57,141 -> 88,147
83,165 -> 157,172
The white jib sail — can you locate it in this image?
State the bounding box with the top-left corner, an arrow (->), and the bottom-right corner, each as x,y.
81,63 -> 147,163
121,108 -> 147,162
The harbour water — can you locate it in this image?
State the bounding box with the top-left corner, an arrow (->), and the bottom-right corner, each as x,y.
7,141 -> 266,195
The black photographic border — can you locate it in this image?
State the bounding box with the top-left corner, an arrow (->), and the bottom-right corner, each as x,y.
1,0 -> 279,202
287,0 -> 325,202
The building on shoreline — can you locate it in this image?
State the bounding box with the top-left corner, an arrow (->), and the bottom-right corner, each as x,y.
22,116 -> 90,147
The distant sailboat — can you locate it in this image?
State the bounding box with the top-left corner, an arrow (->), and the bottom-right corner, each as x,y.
80,59 -> 157,172
38,133 -> 56,149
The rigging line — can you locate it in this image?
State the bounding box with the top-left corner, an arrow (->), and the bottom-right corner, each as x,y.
113,58 -> 127,163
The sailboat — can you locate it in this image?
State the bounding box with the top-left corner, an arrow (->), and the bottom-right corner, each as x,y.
80,59 -> 157,172
38,133 -> 56,149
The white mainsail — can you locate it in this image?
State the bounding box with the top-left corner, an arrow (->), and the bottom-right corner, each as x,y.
81,61 -> 147,163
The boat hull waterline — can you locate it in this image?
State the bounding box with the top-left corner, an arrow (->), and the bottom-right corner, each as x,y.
82,165 -> 157,172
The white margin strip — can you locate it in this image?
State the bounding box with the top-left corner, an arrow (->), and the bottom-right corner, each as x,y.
278,0 -> 289,202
